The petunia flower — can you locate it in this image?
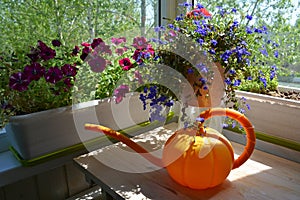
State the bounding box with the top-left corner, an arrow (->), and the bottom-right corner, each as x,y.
88,55 -> 107,73
119,58 -> 133,70
91,38 -> 104,49
115,48 -> 125,56
44,66 -> 63,84
113,85 -> 129,104
81,42 -> 91,47
52,39 -> 61,47
111,37 -> 126,45
38,40 -> 56,61
24,62 -> 45,81
72,45 -> 80,56
61,64 -> 78,77
132,37 -> 148,50
134,70 -> 144,84
9,72 -> 30,92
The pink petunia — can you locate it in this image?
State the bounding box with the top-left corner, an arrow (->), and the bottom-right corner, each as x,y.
113,85 -> 129,104
119,58 -> 133,70
81,42 -> 91,47
132,36 -> 148,50
88,55 -> 107,73
111,37 -> 127,45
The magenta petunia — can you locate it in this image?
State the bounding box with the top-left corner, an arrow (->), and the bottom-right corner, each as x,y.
115,48 -> 125,56
81,42 -> 91,47
9,72 -> 30,92
24,62 -> 45,81
111,37 -> 126,45
146,44 -> 155,56
91,38 -> 104,49
132,36 -> 148,50
94,42 -> 112,55
113,84 -> 129,104
44,66 -> 63,84
132,50 -> 143,63
80,46 -> 92,61
119,58 -> 133,70
88,55 -> 107,73
134,70 -> 144,84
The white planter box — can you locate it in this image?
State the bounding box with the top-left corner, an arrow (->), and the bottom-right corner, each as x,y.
6,93 -> 150,160
236,90 -> 300,143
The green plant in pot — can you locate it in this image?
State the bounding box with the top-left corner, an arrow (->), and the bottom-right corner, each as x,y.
0,40 -> 84,129
157,3 -> 279,111
97,2 -> 280,124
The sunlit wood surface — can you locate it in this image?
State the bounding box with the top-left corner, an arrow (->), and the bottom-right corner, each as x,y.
74,123 -> 300,200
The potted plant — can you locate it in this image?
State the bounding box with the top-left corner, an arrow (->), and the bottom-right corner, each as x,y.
0,38 -> 151,161
104,3 -> 280,126
160,3 -> 300,159
155,3 -> 299,160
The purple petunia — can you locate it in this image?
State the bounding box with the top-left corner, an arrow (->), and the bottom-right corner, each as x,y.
52,39 -> 61,47
63,77 -> 73,88
233,79 -> 241,86
44,66 -> 63,84
187,68 -> 194,74
9,72 -> 31,92
111,37 -> 126,45
224,77 -> 232,85
259,76 -> 267,88
208,49 -> 216,55
270,65 -> 277,80
80,46 -> 92,61
38,40 -> 56,61
72,46 -> 80,56
24,62 -> 45,81
61,64 -> 78,77
246,26 -> 253,34
88,55 -> 107,73
229,69 -> 236,75
196,38 -> 204,45
260,48 -> 268,57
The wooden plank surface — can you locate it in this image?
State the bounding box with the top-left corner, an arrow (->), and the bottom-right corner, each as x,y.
74,123 -> 300,200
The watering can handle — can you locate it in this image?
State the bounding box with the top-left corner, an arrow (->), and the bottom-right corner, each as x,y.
199,108 -> 256,169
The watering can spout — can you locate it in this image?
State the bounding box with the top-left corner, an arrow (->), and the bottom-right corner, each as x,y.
84,124 -> 163,167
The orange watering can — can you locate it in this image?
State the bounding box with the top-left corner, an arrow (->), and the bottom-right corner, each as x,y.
85,108 -> 255,189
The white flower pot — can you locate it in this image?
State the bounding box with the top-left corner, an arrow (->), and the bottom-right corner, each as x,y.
236,90 -> 300,143
6,93 -> 150,160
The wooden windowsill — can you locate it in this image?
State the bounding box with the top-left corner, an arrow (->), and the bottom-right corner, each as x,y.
73,123 -> 300,200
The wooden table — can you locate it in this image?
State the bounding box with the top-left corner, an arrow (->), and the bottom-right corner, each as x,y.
73,123 -> 300,200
